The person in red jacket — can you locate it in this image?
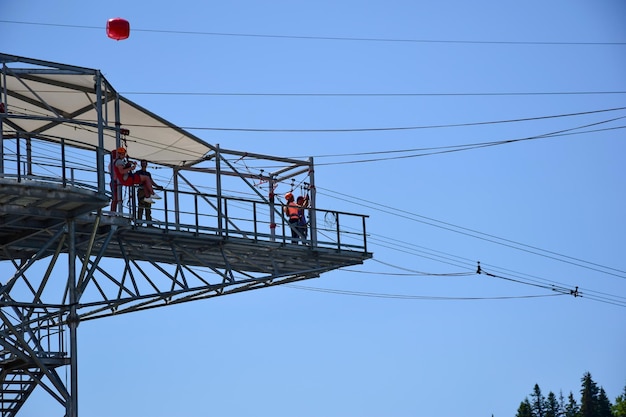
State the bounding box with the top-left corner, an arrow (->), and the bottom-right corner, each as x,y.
113,147 -> 161,204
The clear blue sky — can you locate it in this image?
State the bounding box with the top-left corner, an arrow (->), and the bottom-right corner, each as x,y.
2,1 -> 625,416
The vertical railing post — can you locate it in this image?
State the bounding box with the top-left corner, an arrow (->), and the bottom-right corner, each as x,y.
281,211 -> 287,245
224,198 -> 229,238
362,215 -> 367,253
253,201 -> 258,241
16,134 -> 21,182
95,71 -> 106,195
308,157 -> 317,247
174,168 -> 180,231
215,145 -> 223,236
194,193 -> 199,235
335,212 -> 341,250
111,91 -> 122,211
60,138 -> 67,187
164,191 -> 170,231
269,175 -> 276,242
0,63 -> 7,175
26,136 -> 32,177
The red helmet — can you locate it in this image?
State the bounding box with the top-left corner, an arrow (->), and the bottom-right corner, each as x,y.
284,192 -> 294,201
116,147 -> 127,155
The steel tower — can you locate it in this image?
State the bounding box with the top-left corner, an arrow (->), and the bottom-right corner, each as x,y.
0,53 -> 372,417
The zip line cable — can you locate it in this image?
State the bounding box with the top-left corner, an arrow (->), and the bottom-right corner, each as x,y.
2,20 -> 626,46
176,107 -> 626,133
311,120 -> 626,166
296,186 -> 626,307
284,284 -> 568,301
331,223 -> 626,307
315,186 -> 626,280
333,190 -> 626,280
105,107 -> 626,134
370,258 -> 473,277
332,218 -> 626,307
211,122 -> 626,172
124,91 -> 626,97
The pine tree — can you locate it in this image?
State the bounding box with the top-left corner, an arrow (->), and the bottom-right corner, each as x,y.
545,391 -> 561,417
517,398 -> 534,417
531,384 -> 547,417
580,372 -> 600,417
563,391 -> 579,417
613,384 -> 626,417
558,391 -> 566,416
596,387 -> 612,417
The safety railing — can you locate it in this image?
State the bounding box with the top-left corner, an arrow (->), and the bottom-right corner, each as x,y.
1,136 -> 369,253
127,188 -> 369,253
1,136 -> 105,195
0,310 -> 67,364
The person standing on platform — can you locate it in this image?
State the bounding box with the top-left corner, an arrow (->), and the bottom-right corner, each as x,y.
296,194 -> 309,243
283,192 -> 301,244
135,159 -> 163,224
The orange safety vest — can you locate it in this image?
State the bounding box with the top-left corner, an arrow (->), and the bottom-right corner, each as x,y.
286,203 -> 300,220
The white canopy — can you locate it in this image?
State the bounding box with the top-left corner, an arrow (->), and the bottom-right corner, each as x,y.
1,53 -> 214,167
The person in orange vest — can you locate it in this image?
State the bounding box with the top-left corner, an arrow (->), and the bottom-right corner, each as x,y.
283,192 -> 303,244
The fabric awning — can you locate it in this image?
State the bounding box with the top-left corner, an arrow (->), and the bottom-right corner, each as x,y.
1,53 -> 214,167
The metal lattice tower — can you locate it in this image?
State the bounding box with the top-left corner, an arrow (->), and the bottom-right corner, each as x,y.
0,53 -> 372,417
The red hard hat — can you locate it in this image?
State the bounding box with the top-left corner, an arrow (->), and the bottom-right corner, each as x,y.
284,192 -> 294,201
117,147 -> 127,155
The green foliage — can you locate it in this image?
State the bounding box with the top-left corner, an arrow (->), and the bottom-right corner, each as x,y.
545,391 -> 560,417
516,398 -> 533,417
613,385 -> 626,417
531,384 -> 546,417
564,392 -> 580,417
580,371 -> 601,417
516,373 -> 623,417
597,387 -> 612,417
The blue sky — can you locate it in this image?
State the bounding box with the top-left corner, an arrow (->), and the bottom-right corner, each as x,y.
2,1 -> 625,416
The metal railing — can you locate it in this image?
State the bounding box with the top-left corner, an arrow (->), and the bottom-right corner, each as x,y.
129,188 -> 369,252
1,136 -> 104,194
1,136 -> 369,253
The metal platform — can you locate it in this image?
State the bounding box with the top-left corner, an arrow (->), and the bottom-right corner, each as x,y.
0,176 -> 371,321
0,179 -> 370,274
0,53 -> 372,417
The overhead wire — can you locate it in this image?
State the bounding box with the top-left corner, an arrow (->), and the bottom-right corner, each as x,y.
190,121 -> 626,172
2,20 -> 626,46
332,218 -> 626,306
316,185 -> 626,280
284,284 -> 567,301
174,107 -> 626,133
124,91 -> 626,97
330,220 -> 626,307
311,120 -> 626,166
100,107 -> 626,134
294,215 -> 625,306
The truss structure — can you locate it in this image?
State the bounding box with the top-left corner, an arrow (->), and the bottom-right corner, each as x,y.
0,53 -> 371,416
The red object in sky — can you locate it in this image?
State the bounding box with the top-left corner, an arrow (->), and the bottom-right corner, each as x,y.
106,18 -> 130,41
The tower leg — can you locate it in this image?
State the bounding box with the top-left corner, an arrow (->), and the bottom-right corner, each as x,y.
67,219 -> 79,417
